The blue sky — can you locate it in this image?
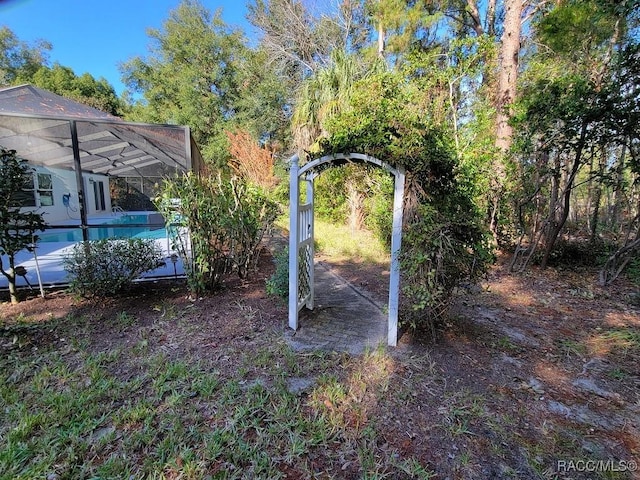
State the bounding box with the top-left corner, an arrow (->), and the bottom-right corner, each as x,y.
0,0 -> 255,95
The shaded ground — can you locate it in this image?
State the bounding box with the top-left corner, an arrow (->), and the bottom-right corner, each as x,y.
1,250 -> 639,479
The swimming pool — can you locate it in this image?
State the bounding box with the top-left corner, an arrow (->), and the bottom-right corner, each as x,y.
38,213 -> 168,243
0,211 -> 187,289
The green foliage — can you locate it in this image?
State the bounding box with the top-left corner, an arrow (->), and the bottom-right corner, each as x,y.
401,203 -> 493,333
31,64 -> 122,116
314,168 -> 348,224
233,47 -> 292,145
121,2 -> 244,161
63,239 -> 164,298
626,257 -> 640,287
537,238 -> 613,269
292,48 -> 379,151
317,70 -> 493,333
0,148 -> 46,304
156,172 -> 279,295
265,247 -> 289,300
0,26 -> 51,85
513,73 -> 602,150
121,2 -> 290,165
312,164 -> 394,247
510,21 -> 640,269
363,172 -> 394,247
536,0 -> 624,64
321,71 -> 458,199
0,27 -> 122,115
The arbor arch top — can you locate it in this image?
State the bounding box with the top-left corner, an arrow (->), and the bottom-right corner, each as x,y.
288,152 -> 405,346
298,152 -> 401,179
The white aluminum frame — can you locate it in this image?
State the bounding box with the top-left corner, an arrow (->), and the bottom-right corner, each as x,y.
288,153 -> 405,346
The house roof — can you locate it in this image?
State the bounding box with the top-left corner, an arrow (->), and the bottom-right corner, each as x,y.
0,85 -> 119,119
0,85 -> 203,177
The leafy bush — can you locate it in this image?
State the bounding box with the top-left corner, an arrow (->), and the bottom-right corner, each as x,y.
363,172 -> 393,247
314,168 -> 348,224
266,247 -> 289,300
64,238 -> 164,297
540,237 -> 611,268
401,204 -> 493,335
156,172 -> 279,295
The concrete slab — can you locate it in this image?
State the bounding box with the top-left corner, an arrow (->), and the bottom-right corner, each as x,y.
285,262 -> 387,355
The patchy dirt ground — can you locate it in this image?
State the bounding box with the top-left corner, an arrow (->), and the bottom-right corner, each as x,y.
332,254 -> 639,478
1,250 -> 639,479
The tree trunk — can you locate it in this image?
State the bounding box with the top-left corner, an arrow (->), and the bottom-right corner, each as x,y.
600,231 -> 640,286
490,0 -> 523,241
8,256 -> 19,305
347,180 -> 365,232
585,153 -> 595,231
589,152 -> 606,243
540,122 -> 588,268
465,0 -> 484,36
590,184 -> 603,242
611,143 -> 627,232
495,0 -> 522,154
486,0 -> 497,36
378,21 -> 385,59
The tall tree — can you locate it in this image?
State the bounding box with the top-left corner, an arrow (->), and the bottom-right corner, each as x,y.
292,48 -> 375,151
292,48 -> 383,230
121,0 -> 247,162
247,0 -> 344,78
31,64 -> 122,116
494,0 -> 523,154
486,0 -> 526,242
0,27 -> 122,115
367,0 -> 431,59
0,26 -> 50,86
436,0 -> 498,37
509,0 -> 639,270
232,47 -> 291,147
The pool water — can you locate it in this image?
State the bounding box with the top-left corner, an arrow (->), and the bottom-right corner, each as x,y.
38,214 -> 168,243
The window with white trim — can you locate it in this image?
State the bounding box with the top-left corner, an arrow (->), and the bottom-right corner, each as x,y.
37,173 -> 54,206
15,172 -> 53,207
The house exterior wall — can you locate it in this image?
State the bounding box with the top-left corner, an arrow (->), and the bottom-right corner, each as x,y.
20,166 -> 111,225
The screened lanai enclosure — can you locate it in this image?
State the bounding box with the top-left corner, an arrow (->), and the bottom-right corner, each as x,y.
0,85 -> 203,290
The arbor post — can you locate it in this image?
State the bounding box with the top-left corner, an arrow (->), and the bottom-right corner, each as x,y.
288,155 -> 300,330
388,166 -> 405,346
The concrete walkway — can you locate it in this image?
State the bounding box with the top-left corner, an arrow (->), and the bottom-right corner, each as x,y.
285,261 -> 388,355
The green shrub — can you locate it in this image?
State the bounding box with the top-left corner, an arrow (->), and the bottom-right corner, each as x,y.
156,172 -> 279,295
363,173 -> 393,248
626,257 -> 640,287
313,69 -> 495,337
63,238 -> 164,297
401,203 -> 493,336
314,168 -> 347,224
266,247 -> 289,300
539,237 -> 613,268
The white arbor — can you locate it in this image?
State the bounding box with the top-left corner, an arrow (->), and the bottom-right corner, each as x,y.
288,152 -> 405,346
